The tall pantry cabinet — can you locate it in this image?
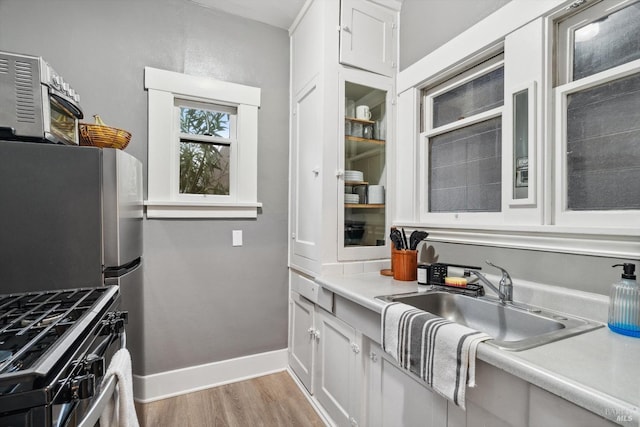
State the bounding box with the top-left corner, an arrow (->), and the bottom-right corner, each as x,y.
289,0 -> 398,276
288,0 -> 398,425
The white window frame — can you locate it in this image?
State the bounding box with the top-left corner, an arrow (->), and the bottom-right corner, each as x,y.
553,0 -> 640,228
395,0 -> 640,260
554,58 -> 640,228
555,0 -> 635,86
419,57 -> 505,225
506,80 -> 537,208
144,67 -> 261,218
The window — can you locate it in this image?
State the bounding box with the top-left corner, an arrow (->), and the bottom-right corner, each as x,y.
554,0 -> 640,226
144,67 -> 261,218
178,101 -> 235,196
420,56 -> 504,220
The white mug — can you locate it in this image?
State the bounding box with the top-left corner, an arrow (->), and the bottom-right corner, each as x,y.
356,105 -> 371,120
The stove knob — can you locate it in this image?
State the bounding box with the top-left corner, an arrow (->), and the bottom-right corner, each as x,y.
85,354 -> 105,377
117,311 -> 129,323
115,311 -> 129,332
73,374 -> 95,400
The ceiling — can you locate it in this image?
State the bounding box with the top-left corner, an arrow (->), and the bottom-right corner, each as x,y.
188,0 -> 308,30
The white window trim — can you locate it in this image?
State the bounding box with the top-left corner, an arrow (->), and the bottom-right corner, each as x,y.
144,67 -> 262,218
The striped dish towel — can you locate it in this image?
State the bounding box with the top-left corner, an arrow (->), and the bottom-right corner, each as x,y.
381,302 -> 491,409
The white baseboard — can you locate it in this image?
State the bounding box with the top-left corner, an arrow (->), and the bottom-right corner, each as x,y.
133,348 -> 288,403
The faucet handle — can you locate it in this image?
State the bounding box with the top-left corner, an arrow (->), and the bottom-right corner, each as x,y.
485,260 -> 513,285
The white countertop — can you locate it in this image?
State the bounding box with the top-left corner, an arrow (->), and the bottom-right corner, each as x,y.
315,272 -> 640,426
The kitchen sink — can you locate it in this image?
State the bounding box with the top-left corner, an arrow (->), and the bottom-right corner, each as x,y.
377,291 -> 603,351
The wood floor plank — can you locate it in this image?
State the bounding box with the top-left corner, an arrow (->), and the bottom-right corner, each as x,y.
135,371 -> 324,427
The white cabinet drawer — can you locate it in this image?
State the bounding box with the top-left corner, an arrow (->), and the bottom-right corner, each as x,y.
290,270 -> 333,312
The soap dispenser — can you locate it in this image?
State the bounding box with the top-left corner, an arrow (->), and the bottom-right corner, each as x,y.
608,263 -> 640,337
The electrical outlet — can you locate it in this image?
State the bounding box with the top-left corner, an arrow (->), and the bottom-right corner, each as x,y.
232,230 -> 243,247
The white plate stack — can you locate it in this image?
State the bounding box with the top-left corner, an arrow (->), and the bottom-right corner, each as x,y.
345,194 -> 360,204
367,185 -> 385,204
344,170 -> 364,182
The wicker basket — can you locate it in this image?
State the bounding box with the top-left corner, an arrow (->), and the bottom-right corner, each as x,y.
78,123 -> 131,149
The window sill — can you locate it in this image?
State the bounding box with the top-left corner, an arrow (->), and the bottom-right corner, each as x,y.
144,200 -> 262,219
395,222 -> 640,259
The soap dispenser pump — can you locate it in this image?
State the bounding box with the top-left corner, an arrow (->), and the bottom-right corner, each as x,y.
608,263 -> 640,337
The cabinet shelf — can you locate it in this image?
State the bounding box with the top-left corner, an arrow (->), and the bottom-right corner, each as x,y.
345,180 -> 368,186
345,135 -> 385,145
345,116 -> 374,124
345,203 -> 385,209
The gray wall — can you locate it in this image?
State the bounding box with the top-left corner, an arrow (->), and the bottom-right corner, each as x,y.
399,0 -> 512,70
0,0 -> 290,376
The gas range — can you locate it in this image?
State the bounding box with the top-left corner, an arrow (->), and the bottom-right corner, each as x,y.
0,286 -> 126,426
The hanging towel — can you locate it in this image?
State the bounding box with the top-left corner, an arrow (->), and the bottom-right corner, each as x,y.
382,302 -> 491,409
100,348 -> 140,427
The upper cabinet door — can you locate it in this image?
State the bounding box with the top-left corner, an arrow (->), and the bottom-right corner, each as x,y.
340,0 -> 397,77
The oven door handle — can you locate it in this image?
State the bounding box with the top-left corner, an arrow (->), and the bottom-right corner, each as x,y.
77,375 -> 117,427
77,331 -> 127,427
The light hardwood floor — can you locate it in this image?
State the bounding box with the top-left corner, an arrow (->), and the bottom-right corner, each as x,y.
134,371 -> 325,427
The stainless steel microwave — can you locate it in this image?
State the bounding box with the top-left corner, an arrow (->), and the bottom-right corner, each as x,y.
0,51 -> 84,145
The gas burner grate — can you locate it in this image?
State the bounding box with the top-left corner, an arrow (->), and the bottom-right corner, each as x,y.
0,288 -> 110,377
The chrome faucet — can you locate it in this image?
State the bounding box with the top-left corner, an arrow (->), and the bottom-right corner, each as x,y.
465,261 -> 513,304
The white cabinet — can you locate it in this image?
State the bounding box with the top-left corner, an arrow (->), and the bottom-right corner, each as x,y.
528,385 -> 618,427
289,291 -> 316,393
289,290 -> 364,426
339,0 -> 397,77
365,339 -> 447,427
291,283 -> 618,427
288,270 -> 334,394
290,77 -> 323,269
289,0 -> 398,275
289,269 -> 363,426
314,307 -> 363,427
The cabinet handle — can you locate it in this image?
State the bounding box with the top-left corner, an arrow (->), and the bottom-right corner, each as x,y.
351,343 -> 360,354
350,416 -> 358,426
342,26 -> 351,34
312,167 -> 320,176
314,330 -> 320,340
336,169 -> 344,178
370,352 -> 378,362
307,327 -> 315,337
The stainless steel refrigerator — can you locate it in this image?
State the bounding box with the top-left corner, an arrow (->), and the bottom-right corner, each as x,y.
0,139 -> 144,371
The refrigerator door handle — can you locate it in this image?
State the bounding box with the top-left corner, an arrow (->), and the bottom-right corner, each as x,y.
103,257 -> 141,278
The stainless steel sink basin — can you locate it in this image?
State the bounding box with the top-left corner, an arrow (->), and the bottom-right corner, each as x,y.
378,291 -> 603,351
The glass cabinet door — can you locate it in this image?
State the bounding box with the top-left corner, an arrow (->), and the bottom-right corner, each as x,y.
339,75 -> 391,260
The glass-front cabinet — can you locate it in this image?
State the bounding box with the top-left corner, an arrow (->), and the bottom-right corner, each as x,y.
338,71 -> 392,260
